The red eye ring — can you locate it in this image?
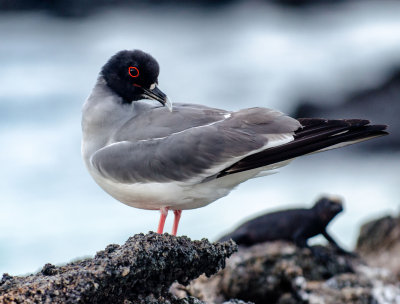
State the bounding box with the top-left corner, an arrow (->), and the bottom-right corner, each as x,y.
129,66 -> 139,78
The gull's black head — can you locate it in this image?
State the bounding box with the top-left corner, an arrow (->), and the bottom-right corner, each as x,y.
101,50 -> 171,110
313,196 -> 344,222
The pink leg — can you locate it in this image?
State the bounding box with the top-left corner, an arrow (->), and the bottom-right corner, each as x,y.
172,210 -> 182,236
157,207 -> 168,234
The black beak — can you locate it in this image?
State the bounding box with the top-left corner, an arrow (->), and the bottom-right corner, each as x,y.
141,85 -> 172,111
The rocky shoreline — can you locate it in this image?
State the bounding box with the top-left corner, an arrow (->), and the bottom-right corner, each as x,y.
175,242 -> 400,304
2,215 -> 400,304
0,233 -> 239,304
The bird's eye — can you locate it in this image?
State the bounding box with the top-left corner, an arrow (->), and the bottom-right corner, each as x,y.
128,67 -> 139,78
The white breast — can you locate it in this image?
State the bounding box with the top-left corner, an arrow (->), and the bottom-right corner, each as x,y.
86,159 -> 291,211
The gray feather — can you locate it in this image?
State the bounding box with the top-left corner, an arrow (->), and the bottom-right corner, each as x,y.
90,106 -> 300,183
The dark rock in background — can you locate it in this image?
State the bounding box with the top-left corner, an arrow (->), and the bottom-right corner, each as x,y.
0,0 -> 358,18
270,0 -> 345,7
0,232 -> 239,304
356,213 -> 400,279
0,0 -> 236,18
293,68 -> 400,151
175,241 -> 400,304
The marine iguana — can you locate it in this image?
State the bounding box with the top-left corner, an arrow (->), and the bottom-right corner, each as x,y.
218,196 -> 350,255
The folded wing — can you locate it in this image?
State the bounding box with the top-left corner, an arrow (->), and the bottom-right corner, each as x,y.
217,118 -> 388,178
90,108 -> 300,183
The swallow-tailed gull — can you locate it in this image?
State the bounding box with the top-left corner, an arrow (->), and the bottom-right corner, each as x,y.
81,50 -> 388,236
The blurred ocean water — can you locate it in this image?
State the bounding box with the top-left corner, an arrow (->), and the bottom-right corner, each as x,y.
1,1 -> 400,275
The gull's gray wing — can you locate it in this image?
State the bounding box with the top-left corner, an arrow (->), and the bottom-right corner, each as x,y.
112,103 -> 230,142
90,107 -> 300,184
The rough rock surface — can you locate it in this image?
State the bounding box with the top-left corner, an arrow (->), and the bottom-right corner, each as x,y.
175,241 -> 400,304
356,214 -> 400,278
292,68 -> 400,151
0,232 -> 239,304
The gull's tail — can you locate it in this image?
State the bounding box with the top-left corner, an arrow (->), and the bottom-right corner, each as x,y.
217,118 -> 388,178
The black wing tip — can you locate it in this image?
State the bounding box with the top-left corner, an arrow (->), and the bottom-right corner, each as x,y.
372,124 -> 388,131
298,118 -> 371,127
297,118 -> 388,132
378,130 -> 389,136
217,120 -> 389,179
359,124 -> 388,133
